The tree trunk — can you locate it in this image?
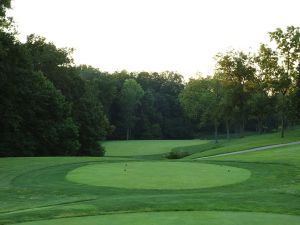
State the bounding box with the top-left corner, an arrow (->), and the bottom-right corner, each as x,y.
126,128 -> 129,140
240,118 -> 245,138
258,117 -> 263,135
281,116 -> 285,138
214,119 -> 218,144
282,53 -> 290,138
226,119 -> 230,140
281,94 -> 285,138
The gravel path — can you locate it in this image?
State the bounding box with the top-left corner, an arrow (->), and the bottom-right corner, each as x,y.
196,141 -> 300,160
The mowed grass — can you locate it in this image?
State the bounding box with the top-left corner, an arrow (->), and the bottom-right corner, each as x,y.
180,129 -> 300,159
205,144 -> 300,195
0,157 -> 129,215
14,211 -> 300,225
210,144 -> 300,165
103,140 -> 209,157
1,132 -> 300,224
66,162 -> 250,189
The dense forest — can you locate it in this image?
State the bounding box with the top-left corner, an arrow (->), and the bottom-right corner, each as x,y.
0,1 -> 300,156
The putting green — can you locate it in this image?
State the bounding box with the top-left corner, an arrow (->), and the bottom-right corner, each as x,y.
66,162 -> 251,189
14,211 -> 300,225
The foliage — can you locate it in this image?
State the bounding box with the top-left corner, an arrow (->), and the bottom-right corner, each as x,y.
166,151 -> 190,159
120,79 -> 144,140
73,85 -> 109,156
215,50 -> 256,137
1,10 -> 300,156
0,31 -> 79,156
0,0 -> 11,29
0,0 -> 10,17
269,26 -> 300,137
180,78 -> 225,143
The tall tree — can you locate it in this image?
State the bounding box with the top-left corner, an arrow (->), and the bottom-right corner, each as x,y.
78,65 -> 118,117
0,31 -> 79,156
180,77 -> 223,143
74,84 -> 110,156
120,79 -> 144,140
215,50 -> 255,137
25,34 -> 85,102
269,26 -> 300,137
135,89 -> 162,139
219,81 -> 234,139
25,35 -> 110,154
252,44 -> 279,133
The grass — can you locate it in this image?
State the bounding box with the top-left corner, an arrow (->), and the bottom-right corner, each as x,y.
211,144 -> 300,166
0,130 -> 300,224
66,162 -> 250,189
179,129 -> 300,159
14,211 -> 300,225
103,140 -> 209,157
204,144 -> 300,196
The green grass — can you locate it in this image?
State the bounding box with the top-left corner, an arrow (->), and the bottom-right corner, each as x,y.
211,144 -> 300,166
66,162 -> 250,189
181,129 -> 300,159
205,144 -> 300,195
14,211 -> 300,225
103,140 -> 209,157
1,131 -> 300,224
0,157 -> 128,216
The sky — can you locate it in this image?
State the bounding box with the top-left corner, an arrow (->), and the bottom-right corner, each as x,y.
8,0 -> 300,78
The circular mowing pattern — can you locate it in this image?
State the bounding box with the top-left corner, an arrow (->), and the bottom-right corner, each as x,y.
14,211 -> 300,225
66,162 -> 251,189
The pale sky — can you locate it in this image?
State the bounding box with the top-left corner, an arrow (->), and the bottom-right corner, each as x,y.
8,0 -> 300,78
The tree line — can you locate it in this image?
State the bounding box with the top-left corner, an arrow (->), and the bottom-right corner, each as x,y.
0,1 -> 299,156
181,27 -> 300,142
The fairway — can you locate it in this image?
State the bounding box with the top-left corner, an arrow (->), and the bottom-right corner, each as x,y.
13,211 -> 300,225
103,140 -> 208,156
66,162 -> 251,189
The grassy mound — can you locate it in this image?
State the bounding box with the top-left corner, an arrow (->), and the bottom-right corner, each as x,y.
66,162 -> 250,189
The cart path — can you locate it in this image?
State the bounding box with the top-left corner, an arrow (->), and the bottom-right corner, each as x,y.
196,141 -> 300,160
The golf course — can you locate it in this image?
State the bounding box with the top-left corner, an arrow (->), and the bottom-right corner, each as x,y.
1,129 -> 300,225
1,1 -> 300,224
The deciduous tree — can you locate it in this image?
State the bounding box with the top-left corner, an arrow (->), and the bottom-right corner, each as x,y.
120,79 -> 144,140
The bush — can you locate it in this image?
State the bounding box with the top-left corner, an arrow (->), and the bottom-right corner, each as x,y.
166,151 -> 190,159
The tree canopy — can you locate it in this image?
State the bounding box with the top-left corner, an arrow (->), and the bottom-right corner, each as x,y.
0,9 -> 299,156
